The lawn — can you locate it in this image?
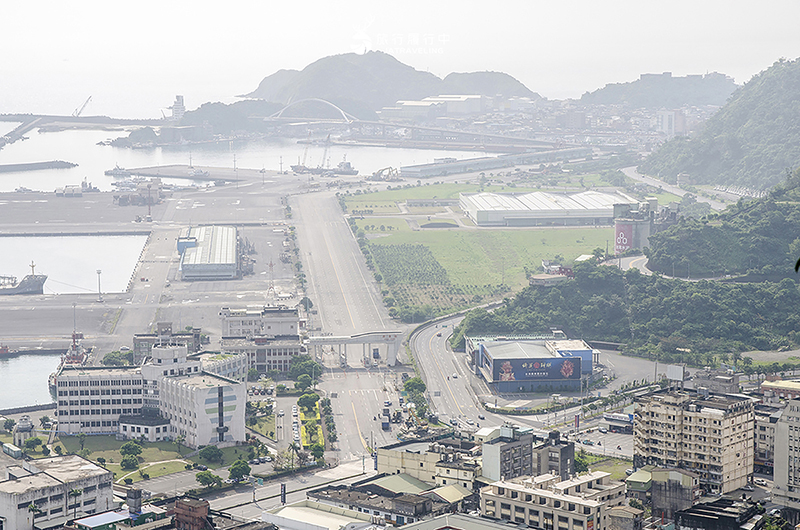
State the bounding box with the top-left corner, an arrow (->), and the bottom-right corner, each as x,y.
56,435 -> 189,464
582,456 -> 633,481
644,190 -> 683,205
358,217 -> 613,309
188,446 -> 245,470
250,415 -> 276,440
110,460 -> 190,484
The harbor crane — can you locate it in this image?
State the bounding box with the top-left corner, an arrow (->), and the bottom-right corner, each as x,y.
72,96 -> 92,117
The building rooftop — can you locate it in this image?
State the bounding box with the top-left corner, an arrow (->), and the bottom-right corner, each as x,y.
0,455 -> 111,495
74,509 -> 130,527
762,380 -> 800,391
424,484 -> 473,504
264,500 -> 371,530
58,366 -> 141,377
403,513 -> 513,530
482,340 -> 558,360
182,226 -> 237,266
366,473 -> 433,495
169,371 -> 239,388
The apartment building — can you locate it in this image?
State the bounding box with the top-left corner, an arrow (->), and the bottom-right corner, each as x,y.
481,471 -> 626,529
0,455 -> 113,530
754,404 -> 782,474
534,430 -> 575,480
482,424 -> 534,482
633,389 -> 754,494
377,438 -> 480,485
773,399 -> 800,512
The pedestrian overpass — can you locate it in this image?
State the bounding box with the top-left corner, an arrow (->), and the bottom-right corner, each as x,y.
308,331 -> 403,367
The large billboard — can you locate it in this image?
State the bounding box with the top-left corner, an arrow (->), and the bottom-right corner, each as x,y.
491,357 -> 581,382
615,221 -> 633,254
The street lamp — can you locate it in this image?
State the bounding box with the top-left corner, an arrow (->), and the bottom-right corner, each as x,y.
96,270 -> 103,302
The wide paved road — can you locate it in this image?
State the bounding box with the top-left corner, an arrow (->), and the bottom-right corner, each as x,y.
292,191 -> 389,336
622,166 -> 726,211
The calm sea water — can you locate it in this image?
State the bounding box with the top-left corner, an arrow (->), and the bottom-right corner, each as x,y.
0,235 -> 148,295
0,128 -> 488,193
0,353 -> 60,408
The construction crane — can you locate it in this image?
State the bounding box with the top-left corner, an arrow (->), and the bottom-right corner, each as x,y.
72,96 -> 92,117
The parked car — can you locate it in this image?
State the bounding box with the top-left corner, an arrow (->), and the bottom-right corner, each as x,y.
599,427 -> 608,434
625,469 -> 634,476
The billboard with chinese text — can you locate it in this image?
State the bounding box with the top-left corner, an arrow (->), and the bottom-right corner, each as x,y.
491,357 -> 581,382
615,221 -> 633,254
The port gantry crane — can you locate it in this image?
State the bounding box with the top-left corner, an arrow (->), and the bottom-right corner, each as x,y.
72,96 -> 92,117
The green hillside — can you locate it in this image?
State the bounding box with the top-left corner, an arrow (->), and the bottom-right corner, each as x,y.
245,51 -> 537,116
644,168 -> 800,279
581,71 -> 736,108
639,58 -> 800,189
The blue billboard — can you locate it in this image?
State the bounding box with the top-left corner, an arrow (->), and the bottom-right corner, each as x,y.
491,356 -> 581,382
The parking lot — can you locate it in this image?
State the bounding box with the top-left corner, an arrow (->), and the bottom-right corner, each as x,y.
568,429 -> 633,459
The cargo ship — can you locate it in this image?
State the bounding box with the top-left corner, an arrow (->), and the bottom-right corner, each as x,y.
0,262 -> 47,296
104,164 -> 132,177
332,155 -> 358,176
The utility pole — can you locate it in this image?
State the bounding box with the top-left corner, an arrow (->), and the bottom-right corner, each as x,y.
96,270 -> 103,302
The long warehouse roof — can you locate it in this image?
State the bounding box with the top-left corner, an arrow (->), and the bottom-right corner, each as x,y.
462,190 -> 637,212
182,225 -> 237,266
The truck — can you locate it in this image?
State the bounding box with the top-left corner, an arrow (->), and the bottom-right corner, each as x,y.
382,420 -> 390,431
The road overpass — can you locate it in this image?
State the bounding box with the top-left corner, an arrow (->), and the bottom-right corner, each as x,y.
309,330 -> 403,367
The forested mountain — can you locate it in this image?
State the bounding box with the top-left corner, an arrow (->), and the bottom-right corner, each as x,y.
639,58 -> 800,189
452,262 -> 800,364
441,71 -> 538,99
581,71 -> 737,109
245,51 -> 537,117
645,168 -> 800,278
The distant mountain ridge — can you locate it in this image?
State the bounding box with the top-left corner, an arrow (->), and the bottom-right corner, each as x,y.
639,58 -> 800,189
245,51 -> 538,119
581,71 -> 738,109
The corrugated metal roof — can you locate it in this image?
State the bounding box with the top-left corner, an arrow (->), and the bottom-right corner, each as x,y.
462,190 -> 637,215
182,226 -> 237,266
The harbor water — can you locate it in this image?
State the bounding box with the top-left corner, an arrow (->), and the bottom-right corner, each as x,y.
0,128 -> 488,193
0,352 -> 60,408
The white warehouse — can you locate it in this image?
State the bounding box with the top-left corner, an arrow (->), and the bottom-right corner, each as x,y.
179,225 -> 238,280
459,190 -> 638,226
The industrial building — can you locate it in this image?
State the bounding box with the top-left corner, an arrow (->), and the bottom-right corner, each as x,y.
400,147 -> 593,179
633,389 -> 755,494
460,189 -> 639,227
178,225 -> 238,280
0,455 -> 114,530
476,340 -> 583,393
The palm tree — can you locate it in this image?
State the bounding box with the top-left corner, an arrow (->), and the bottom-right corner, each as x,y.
28,502 -> 41,530
174,435 -> 186,456
288,442 -> 301,471
69,488 -> 83,519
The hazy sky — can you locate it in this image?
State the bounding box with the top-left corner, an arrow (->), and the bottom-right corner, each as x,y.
3,0 -> 799,117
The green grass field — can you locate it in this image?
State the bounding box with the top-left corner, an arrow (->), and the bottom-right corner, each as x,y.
188,445 -> 249,470
250,415 -> 276,440
358,217 -> 613,293
578,453 -> 632,481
